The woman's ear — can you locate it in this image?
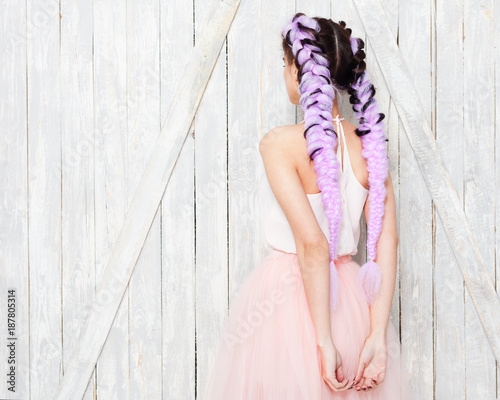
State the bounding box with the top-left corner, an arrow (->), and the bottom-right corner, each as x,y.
291,65 -> 299,88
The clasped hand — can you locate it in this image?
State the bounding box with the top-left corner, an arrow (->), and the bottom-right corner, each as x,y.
352,332 -> 387,391
318,332 -> 387,392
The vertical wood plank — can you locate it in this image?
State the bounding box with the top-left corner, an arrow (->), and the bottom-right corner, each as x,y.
435,0 -> 466,398
463,0 -> 496,398
496,1 -> 500,396
365,0 -> 402,330
60,0 -> 95,398
258,0 -> 293,267
195,0 -> 229,397
160,1 -> 195,398
262,0 -> 295,131
398,0 -> 434,397
127,0 -> 162,397
335,0 -> 407,385
0,1 -> 28,398
226,0 -> 262,302
94,0 -> 128,398
26,0 -> 62,398
295,0 -> 330,29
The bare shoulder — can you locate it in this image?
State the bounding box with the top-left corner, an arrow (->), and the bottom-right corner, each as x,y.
258,125 -> 329,252
259,124 -> 303,160
343,119 -> 358,132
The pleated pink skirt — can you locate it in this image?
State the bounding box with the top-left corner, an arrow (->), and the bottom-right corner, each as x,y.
201,248 -> 412,399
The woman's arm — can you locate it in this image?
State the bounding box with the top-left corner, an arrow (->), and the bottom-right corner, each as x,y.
363,170 -> 398,340
259,128 -> 332,346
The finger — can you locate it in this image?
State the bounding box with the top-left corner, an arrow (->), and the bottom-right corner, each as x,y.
361,376 -> 372,390
336,364 -> 345,383
377,370 -> 386,384
354,376 -> 367,391
354,375 -> 369,391
326,375 -> 350,391
367,377 -> 379,390
332,376 -> 349,389
353,360 -> 366,386
367,383 -> 377,390
347,379 -> 356,390
334,362 -> 349,388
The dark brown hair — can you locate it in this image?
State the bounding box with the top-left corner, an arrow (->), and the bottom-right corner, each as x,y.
282,18 -> 379,148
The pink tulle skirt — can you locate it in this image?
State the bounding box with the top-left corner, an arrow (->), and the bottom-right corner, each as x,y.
201,248 -> 412,399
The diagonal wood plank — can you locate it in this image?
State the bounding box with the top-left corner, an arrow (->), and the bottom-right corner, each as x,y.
54,0 -> 241,397
352,0 -> 500,361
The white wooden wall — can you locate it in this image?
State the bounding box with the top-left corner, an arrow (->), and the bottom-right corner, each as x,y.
0,0 -> 498,399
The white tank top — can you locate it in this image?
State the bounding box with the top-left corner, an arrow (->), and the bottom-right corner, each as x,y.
258,115 -> 369,257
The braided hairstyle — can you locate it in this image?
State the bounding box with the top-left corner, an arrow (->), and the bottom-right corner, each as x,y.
281,13 -> 388,309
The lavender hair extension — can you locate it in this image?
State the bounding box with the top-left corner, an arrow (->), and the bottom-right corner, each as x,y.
347,35 -> 388,305
281,14 -> 390,308
281,14 -> 342,310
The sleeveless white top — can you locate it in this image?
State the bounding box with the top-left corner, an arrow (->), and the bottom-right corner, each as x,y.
258,115 -> 369,256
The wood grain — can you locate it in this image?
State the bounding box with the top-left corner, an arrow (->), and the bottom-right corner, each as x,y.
54,0 -> 241,397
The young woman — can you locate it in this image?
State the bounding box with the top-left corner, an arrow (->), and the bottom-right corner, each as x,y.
202,13 -> 411,399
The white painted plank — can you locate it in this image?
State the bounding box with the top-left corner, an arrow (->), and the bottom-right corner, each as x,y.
366,0 -> 402,332
353,0 -> 500,363
26,0 -> 62,398
383,0 -> 402,339
93,0 -> 129,398
159,1 -> 196,398
463,0 -> 496,398
126,0 -> 162,398
434,0 -> 466,398
227,0 -> 263,299
54,1 -> 241,397
496,0 -> 500,396
0,1 -> 28,398
263,1 -> 296,130
60,0 -> 95,399
397,0 -> 434,397
194,0 -> 229,397
295,1 -> 331,48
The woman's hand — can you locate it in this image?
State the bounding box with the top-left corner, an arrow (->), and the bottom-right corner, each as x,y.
317,339 -> 355,392
353,331 -> 387,391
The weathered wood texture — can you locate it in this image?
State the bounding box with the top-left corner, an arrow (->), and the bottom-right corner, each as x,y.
55,0 -> 241,397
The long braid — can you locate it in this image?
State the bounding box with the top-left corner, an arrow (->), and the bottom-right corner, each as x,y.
281,13 -> 342,310
347,33 -> 388,305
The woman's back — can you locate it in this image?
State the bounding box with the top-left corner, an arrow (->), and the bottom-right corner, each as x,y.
258,115 -> 369,256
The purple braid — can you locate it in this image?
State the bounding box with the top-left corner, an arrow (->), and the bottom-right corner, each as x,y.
281,14 -> 389,308
348,36 -> 388,305
281,13 -> 342,310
